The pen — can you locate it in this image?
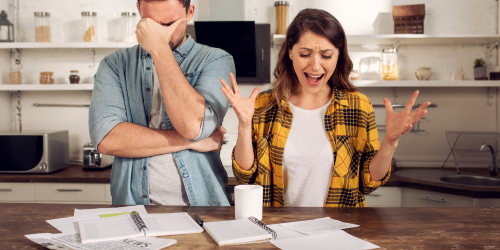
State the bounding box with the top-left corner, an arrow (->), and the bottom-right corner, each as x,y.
195,213 -> 203,227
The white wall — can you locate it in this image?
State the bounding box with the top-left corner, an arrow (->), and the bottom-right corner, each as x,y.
0,0 -> 498,167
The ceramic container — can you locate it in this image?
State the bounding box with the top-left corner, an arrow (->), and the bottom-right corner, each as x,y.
415,66 -> 433,80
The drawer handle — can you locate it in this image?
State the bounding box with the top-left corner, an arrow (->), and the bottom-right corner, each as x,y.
420,197 -> 446,203
57,189 -> 83,192
367,192 -> 383,196
0,188 -> 12,192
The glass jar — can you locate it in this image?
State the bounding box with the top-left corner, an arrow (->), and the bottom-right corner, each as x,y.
359,56 -> 381,80
9,70 -> 22,84
81,12 -> 97,42
349,70 -> 360,80
69,70 -> 80,84
121,12 -> 137,42
34,12 -> 51,42
40,71 -> 54,84
274,1 -> 289,35
381,48 -> 399,80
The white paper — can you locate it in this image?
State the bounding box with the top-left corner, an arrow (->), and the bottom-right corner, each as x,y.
47,214 -> 101,233
203,218 -> 272,245
26,232 -> 176,250
270,230 -> 379,250
268,224 -> 308,241
280,217 -> 359,235
141,213 -> 203,235
78,214 -> 143,243
74,205 -> 148,217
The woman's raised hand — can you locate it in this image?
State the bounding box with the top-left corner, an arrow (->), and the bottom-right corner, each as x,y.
220,73 -> 260,128
384,90 -> 430,144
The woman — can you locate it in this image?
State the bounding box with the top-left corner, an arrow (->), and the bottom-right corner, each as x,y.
221,9 -> 430,207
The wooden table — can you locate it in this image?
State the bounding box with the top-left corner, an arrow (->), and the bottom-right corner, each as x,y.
1,203 -> 499,249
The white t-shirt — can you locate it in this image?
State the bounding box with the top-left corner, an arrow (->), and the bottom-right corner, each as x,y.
283,101 -> 334,207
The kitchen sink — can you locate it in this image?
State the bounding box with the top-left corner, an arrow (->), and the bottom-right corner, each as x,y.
440,175 -> 500,187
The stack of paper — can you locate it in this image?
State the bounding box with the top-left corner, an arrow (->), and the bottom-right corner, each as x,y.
26,205 -> 182,250
268,218 -> 379,250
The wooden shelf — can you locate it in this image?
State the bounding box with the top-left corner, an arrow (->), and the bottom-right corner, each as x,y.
0,42 -> 137,49
0,84 -> 94,91
273,34 -> 500,46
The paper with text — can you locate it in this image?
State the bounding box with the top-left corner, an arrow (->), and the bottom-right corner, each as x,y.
26,232 -> 176,250
74,205 -> 148,217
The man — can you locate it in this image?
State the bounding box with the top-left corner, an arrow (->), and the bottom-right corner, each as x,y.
88,0 -> 235,206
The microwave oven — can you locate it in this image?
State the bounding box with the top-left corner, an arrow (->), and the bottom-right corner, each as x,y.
0,130 -> 69,173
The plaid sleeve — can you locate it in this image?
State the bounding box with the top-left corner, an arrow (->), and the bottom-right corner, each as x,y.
359,100 -> 391,194
232,146 -> 258,184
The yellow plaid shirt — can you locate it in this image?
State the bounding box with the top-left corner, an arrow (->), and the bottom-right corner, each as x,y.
232,87 -> 391,207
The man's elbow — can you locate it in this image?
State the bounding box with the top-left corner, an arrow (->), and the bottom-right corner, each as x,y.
97,139 -> 113,155
180,125 -> 202,142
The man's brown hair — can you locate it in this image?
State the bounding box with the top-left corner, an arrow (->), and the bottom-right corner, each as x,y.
137,0 -> 191,12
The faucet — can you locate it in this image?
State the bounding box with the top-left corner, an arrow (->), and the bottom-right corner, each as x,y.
480,143 -> 498,176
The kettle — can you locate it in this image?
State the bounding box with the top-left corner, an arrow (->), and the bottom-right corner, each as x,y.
83,142 -> 113,171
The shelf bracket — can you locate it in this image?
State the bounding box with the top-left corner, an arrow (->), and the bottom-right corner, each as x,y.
11,91 -> 22,132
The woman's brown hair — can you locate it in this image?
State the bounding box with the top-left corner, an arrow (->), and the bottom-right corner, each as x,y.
260,8 -> 357,114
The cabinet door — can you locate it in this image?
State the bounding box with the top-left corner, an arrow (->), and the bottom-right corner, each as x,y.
401,188 -> 472,207
473,198 -> 500,207
105,184 -> 112,204
35,183 -> 106,204
0,183 -> 35,203
365,187 -> 402,207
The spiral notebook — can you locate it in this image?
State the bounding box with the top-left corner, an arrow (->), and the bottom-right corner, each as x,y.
203,216 -> 277,246
78,212 -> 203,244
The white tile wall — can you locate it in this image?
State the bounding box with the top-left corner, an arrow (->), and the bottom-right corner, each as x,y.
0,0 -> 499,168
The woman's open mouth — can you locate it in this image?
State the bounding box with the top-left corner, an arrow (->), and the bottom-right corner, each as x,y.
304,73 -> 324,86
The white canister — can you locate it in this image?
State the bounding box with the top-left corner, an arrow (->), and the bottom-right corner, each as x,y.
234,185 -> 263,220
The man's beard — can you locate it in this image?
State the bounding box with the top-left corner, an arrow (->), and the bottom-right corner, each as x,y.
169,31 -> 186,51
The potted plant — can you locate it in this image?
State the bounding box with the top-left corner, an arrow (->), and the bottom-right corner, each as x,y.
474,58 -> 487,80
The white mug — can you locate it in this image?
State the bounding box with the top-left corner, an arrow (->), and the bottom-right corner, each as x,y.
234,185 -> 263,220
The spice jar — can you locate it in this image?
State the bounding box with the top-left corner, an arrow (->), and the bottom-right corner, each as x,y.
81,12 -> 97,42
69,70 -> 80,84
381,48 -> 399,80
349,70 -> 360,80
121,12 -> 137,42
274,1 -> 289,35
40,72 -> 54,84
34,12 -> 51,42
9,70 -> 22,84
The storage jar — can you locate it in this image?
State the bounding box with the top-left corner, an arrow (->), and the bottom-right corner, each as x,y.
69,70 -> 80,84
274,1 -> 289,35
381,48 -> 399,80
121,12 -> 137,42
40,71 -> 54,84
34,12 -> 51,42
81,12 -> 97,42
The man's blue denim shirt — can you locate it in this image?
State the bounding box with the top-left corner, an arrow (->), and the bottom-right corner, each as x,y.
89,36 -> 235,206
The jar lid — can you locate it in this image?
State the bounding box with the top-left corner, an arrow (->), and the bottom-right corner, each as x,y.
121,12 -> 137,16
40,71 -> 54,75
34,12 -> 50,17
382,48 -> 397,53
70,70 -> 79,73
274,1 -> 289,6
81,12 -> 97,16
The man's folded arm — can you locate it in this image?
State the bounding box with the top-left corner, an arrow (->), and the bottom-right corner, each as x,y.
89,57 -> 195,158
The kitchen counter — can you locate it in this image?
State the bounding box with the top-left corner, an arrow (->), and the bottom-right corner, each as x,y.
1,165 -> 498,198
1,203 -> 499,249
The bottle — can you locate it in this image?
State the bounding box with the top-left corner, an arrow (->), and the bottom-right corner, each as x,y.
81,12 -> 97,42
34,12 -> 51,42
381,48 -> 399,80
69,70 -> 80,84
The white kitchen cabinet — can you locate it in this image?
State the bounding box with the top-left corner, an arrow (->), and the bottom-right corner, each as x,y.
0,183 -> 36,203
35,183 -> 106,204
473,198 -> 500,207
365,187 -> 402,207
401,187 -> 473,207
105,184 -> 112,204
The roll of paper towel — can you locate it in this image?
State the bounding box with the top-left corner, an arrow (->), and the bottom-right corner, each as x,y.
235,185 -> 263,220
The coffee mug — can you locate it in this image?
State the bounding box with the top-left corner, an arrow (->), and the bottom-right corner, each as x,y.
234,185 -> 263,220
